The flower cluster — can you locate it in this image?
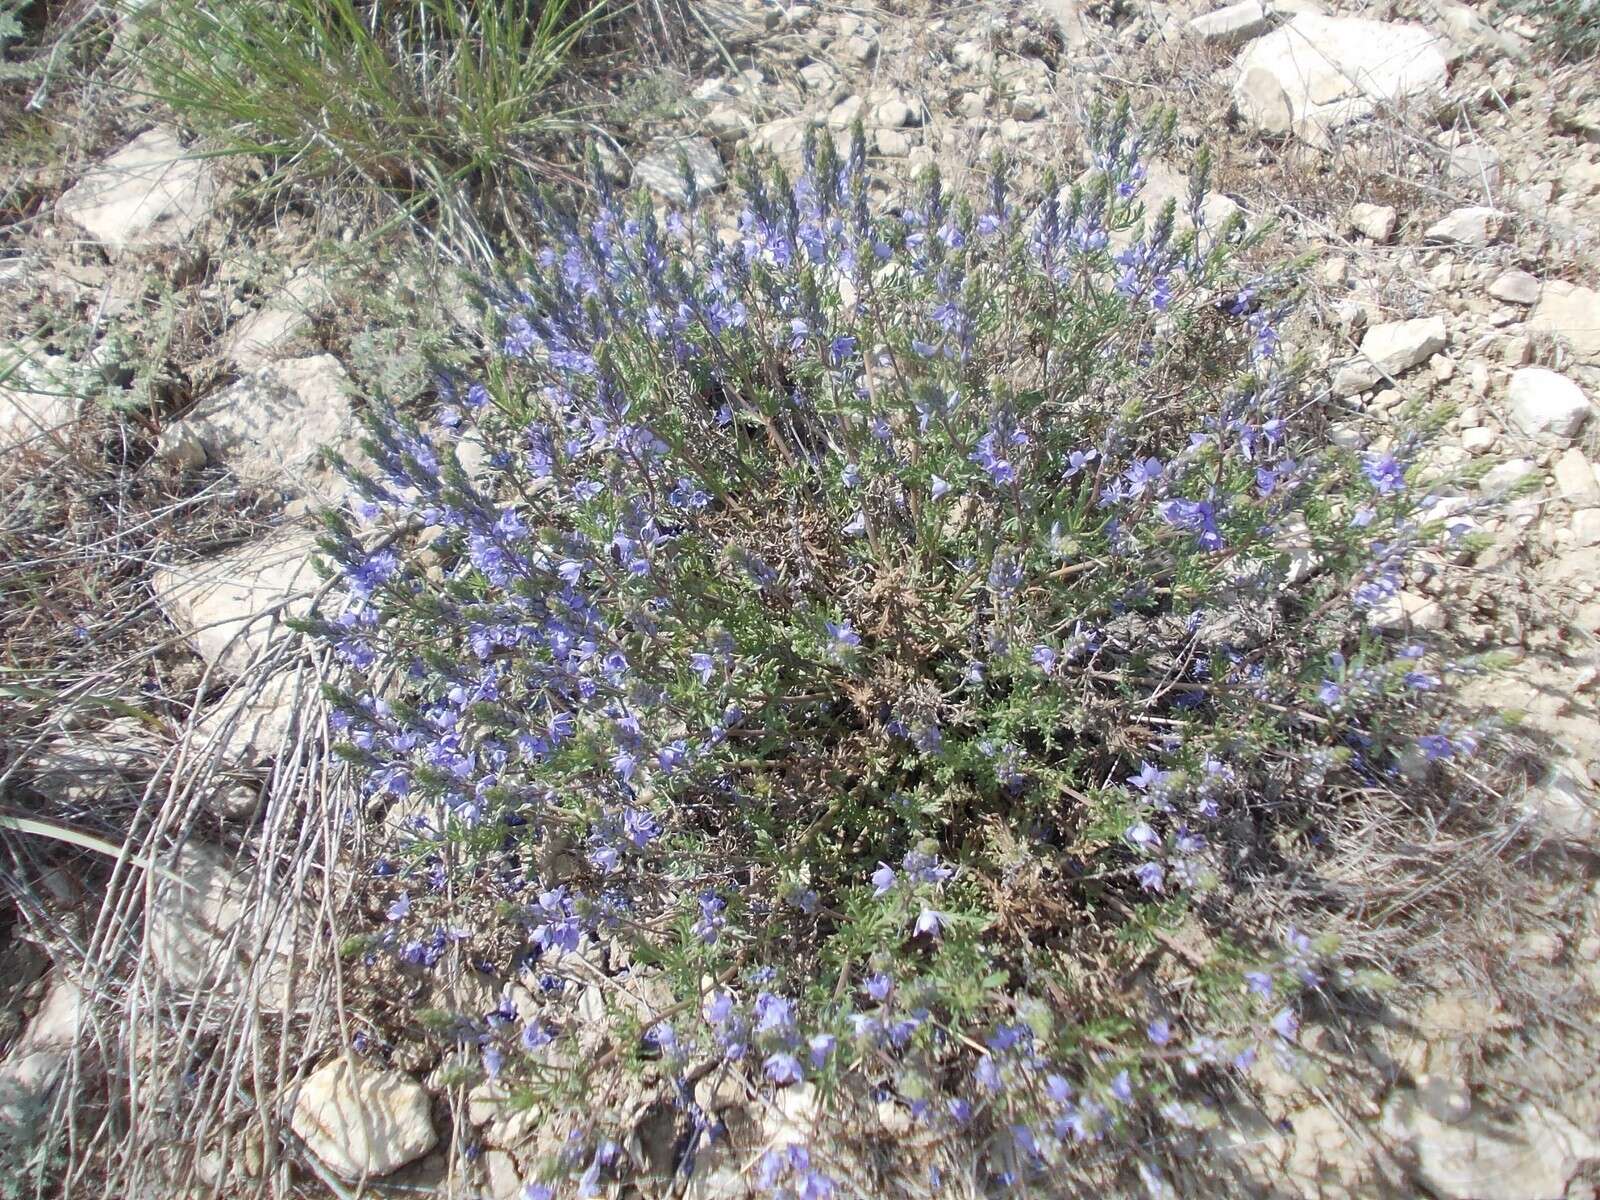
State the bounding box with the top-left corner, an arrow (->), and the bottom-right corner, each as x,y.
307,105 -> 1473,1196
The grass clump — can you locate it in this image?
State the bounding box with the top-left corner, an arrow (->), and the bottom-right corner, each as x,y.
305,107 -> 1488,1195
133,0 -> 610,236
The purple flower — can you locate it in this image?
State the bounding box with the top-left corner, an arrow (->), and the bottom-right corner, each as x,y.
1147,1019 -> 1173,1047
864,972 -> 893,1002
1416,733 -> 1453,761
913,908 -> 949,938
704,990 -> 735,1025
931,475 -> 951,499
1032,645 -> 1057,672
1317,681 -> 1342,706
807,1033 -> 836,1067
1271,1008 -> 1299,1041
764,1052 -> 804,1085
1244,970 -> 1274,998
1125,822 -> 1159,850
1362,453 -> 1405,496
1135,862 -> 1166,892
870,863 -> 897,896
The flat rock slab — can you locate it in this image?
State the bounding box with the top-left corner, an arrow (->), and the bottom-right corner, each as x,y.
1233,14 -> 1449,146
157,354 -> 356,500
1,349 -> 78,454
225,272 -> 335,370
1381,1088 -> 1600,1200
57,128 -> 220,259
151,530 -> 322,678
1527,281 -> 1600,366
190,671 -> 308,818
291,1061 -> 438,1180
146,840 -> 311,1012
632,138 -> 726,205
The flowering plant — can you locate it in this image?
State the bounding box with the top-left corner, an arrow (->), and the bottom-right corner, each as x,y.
306,104 -> 1476,1195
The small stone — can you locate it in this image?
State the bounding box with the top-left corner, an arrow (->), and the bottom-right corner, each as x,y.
1231,15 -> 1449,144
1527,281 -> 1600,366
1506,367 -> 1593,439
839,33 -> 878,63
146,841 -> 312,1011
631,139 -> 725,205
0,974 -> 82,1138
797,62 -> 835,92
1460,426 -> 1496,454
1332,316 -> 1448,395
57,128 -> 220,259
751,118 -> 809,158
1555,448 -> 1600,504
1501,334 -> 1531,365
1487,269 -> 1540,306
1347,202 -> 1397,242
291,1061 -> 438,1181
1188,0 -> 1271,43
1430,354 -> 1456,382
868,94 -> 916,128
1523,757 -> 1600,838
1424,206 -> 1506,246
1010,95 -> 1045,120
1320,256 -> 1350,286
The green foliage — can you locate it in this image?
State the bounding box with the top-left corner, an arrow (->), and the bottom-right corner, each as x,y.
134,0 -> 606,231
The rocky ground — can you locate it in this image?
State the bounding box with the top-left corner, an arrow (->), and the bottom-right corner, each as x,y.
3,0 -> 1600,1196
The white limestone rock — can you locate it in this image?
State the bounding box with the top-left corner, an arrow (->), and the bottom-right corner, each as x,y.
0,973 -> 82,1137
1332,316 -> 1447,395
631,139 -> 725,205
1424,206 -> 1506,246
1381,1088 -> 1600,1200
0,347 -> 78,454
56,128 -> 220,259
145,841 -> 312,1011
1506,367 -> 1592,439
1346,202 -> 1396,242
225,271 -> 335,369
1526,281 -> 1600,366
1232,15 -> 1449,145
156,354 -> 357,500
150,531 -> 322,678
290,1061 -> 438,1180
1189,0 -> 1271,43
1488,269 -> 1540,306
